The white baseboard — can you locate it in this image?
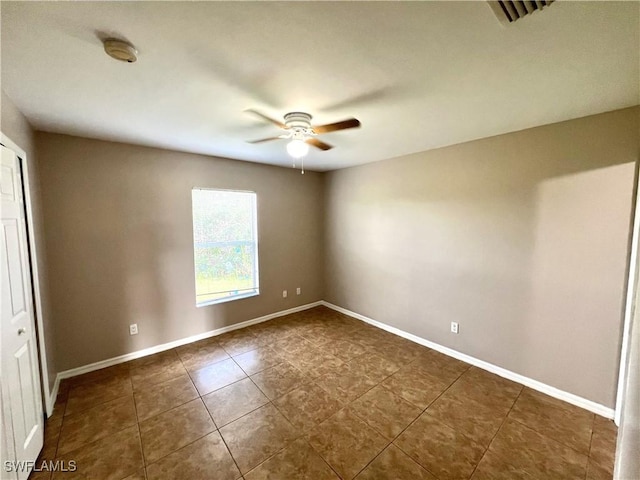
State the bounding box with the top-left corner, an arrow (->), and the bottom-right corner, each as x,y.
321,301 -> 615,419
48,299 -> 615,420
48,301 -> 322,414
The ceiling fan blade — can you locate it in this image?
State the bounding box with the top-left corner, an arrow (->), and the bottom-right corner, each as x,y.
306,137 -> 333,151
247,136 -> 284,144
245,109 -> 286,129
312,118 -> 361,134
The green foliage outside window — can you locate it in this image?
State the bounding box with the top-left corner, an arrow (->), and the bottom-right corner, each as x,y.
192,189 -> 259,305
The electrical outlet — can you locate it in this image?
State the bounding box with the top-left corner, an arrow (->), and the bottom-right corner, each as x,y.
129,324 -> 138,335
450,322 -> 459,334
296,287 -> 301,295
282,290 -> 287,298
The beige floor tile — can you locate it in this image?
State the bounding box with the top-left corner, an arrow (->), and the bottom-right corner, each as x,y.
122,470 -> 147,480
317,339 -> 372,362
218,333 -> 266,357
65,375 -> 133,416
35,307 -> 602,480
349,330 -> 391,349
250,362 -> 308,400
219,404 -> 300,474
380,366 -> 449,409
244,438 -> 339,480
203,377 -> 269,427
355,445 -> 436,480
248,323 -> 296,344
29,470 -> 52,480
139,398 -> 215,464
53,426 -> 143,480
58,395 -> 137,455
426,390 -> 509,447
394,412 -> 485,480
281,348 -> 346,379
39,416 -> 63,462
68,364 -> 130,387
413,349 -> 470,376
176,338 -> 230,373
488,419 -> 588,479
347,353 -> 402,383
134,374 -> 199,421
130,350 -> 188,390
590,415 -> 617,474
374,339 -> 426,365
273,383 -> 342,431
447,367 -> 522,409
307,408 -> 389,480
146,431 -> 241,480
48,394 -> 67,423
586,458 -> 614,480
233,346 -> 283,375
190,358 -> 247,395
509,388 -> 594,455
350,385 -> 421,440
406,356 -> 467,387
298,327 -> 335,346
470,450 -> 538,480
315,364 -> 378,404
270,334 -> 317,355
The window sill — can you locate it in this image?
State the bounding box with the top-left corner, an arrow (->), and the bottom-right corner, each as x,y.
196,291 -> 259,308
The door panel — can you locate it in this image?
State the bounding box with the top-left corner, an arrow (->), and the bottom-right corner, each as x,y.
1,392 -> 18,480
1,145 -> 43,480
4,220 -> 26,315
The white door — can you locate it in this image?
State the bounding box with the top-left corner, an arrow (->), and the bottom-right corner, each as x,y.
1,145 -> 44,480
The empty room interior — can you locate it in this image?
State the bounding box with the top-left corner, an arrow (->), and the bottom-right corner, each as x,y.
1,1 -> 639,480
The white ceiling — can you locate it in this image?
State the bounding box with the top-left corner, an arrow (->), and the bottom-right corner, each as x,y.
1,1 -> 638,171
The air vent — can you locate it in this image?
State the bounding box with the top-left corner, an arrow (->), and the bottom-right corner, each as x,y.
487,0 -> 555,24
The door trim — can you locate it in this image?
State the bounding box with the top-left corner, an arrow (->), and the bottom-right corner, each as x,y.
0,132 -> 52,417
615,159 -> 640,426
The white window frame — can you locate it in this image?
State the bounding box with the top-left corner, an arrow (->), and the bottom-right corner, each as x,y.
192,188 -> 259,307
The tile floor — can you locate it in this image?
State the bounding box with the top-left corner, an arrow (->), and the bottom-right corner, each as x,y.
31,306 -> 617,480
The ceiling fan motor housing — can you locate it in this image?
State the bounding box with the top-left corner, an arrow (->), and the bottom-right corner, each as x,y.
284,112 -> 313,136
245,109 -> 359,151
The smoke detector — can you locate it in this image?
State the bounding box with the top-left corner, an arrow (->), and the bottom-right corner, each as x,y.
103,39 -> 137,63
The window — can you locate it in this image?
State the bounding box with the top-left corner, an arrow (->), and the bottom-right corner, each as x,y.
192,188 -> 259,306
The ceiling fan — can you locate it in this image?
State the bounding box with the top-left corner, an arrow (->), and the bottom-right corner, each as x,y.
245,109 -> 361,159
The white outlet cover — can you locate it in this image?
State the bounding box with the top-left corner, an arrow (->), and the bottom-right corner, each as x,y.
129,324 -> 138,335
451,322 -> 459,334
282,290 -> 287,298
296,287 -> 301,295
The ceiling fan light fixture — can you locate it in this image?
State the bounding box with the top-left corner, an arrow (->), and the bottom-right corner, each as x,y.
245,109 -> 360,172
286,139 -> 309,159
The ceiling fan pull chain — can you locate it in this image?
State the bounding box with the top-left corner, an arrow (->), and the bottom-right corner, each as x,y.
301,157 -> 305,175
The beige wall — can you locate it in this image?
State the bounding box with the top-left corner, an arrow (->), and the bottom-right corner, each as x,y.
12,103 -> 638,410
36,133 -> 325,371
325,107 -> 639,408
1,91 -> 56,393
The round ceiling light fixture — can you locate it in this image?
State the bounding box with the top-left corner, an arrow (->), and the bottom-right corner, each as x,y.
103,38 -> 138,63
286,139 -> 309,159
284,112 -> 311,160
